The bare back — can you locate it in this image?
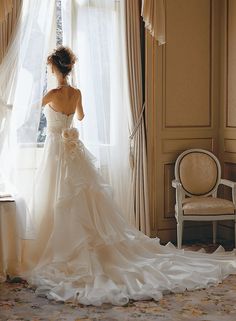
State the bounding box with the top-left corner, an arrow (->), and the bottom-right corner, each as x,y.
42,86 -> 84,120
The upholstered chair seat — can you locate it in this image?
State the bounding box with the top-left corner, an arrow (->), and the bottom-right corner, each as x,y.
172,149 -> 236,249
182,197 -> 235,215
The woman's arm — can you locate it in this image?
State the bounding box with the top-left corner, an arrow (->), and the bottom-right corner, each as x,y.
76,90 -> 84,120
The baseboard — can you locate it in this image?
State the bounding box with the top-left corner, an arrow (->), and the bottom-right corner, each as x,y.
152,222 -> 212,245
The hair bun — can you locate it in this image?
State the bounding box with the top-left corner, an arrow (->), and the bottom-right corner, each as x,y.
47,46 -> 77,78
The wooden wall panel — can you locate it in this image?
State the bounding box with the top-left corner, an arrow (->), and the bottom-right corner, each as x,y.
146,0 -> 236,245
164,164 -> 175,219
219,0 -> 236,243
165,0 -> 211,128
224,162 -> 236,182
227,0 -> 236,128
146,0 -> 220,243
224,139 -> 236,153
162,138 -> 213,154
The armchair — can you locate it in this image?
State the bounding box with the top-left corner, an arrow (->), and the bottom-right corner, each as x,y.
172,149 -> 236,249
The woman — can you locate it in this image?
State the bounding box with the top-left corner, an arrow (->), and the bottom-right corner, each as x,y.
23,46 -> 236,306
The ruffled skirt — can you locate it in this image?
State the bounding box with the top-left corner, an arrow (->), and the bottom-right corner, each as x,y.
22,133 -> 236,306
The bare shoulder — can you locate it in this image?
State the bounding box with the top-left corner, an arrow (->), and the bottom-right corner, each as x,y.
46,88 -> 58,97
74,88 -> 81,98
71,87 -> 82,102
42,89 -> 57,106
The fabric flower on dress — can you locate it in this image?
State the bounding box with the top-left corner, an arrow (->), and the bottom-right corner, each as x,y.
62,128 -> 79,140
62,128 -> 79,158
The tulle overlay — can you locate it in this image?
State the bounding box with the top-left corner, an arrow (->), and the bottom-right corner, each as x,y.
22,105 -> 236,306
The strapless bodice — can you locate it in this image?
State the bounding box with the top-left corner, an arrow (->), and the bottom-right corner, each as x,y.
44,105 -> 74,133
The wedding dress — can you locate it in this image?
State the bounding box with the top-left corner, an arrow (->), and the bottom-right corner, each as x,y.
23,104 -> 236,306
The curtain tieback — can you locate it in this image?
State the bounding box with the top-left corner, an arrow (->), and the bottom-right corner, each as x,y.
129,102 -> 146,140
129,102 -> 146,169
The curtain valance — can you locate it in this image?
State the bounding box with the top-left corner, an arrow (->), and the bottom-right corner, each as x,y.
141,0 -> 165,45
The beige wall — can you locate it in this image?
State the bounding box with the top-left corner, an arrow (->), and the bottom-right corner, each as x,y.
218,0 -> 236,241
146,0 -> 226,243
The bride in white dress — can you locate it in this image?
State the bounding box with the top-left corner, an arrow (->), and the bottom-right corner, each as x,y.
23,46 -> 236,306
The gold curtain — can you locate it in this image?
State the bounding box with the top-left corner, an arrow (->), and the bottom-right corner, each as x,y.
0,0 -> 22,63
0,0 -> 13,22
125,0 -> 150,235
141,0 -> 166,44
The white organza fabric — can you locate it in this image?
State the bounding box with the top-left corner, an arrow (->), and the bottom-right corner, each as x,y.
23,105 -> 236,306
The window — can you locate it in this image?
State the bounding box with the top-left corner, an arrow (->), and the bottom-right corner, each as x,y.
37,0 -> 63,144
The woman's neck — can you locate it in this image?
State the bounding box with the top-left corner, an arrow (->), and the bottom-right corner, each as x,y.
57,81 -> 69,87
57,84 -> 70,88
56,75 -> 69,87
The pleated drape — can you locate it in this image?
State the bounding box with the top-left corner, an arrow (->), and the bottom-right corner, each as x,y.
0,0 -> 22,63
0,0 -> 13,22
125,0 -> 150,236
141,0 -> 165,44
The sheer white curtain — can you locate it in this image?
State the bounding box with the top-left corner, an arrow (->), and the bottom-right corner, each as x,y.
61,0 -> 134,222
0,0 -> 135,231
0,0 -> 56,237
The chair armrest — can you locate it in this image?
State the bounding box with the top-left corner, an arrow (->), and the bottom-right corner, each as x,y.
172,180 -> 185,215
172,180 -> 184,199
172,179 -> 182,188
220,178 -> 236,188
219,179 -> 236,204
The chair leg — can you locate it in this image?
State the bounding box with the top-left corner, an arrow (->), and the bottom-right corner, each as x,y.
177,220 -> 183,249
213,221 -> 217,245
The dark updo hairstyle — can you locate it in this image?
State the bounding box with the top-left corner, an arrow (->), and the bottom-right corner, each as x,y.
47,46 -> 77,78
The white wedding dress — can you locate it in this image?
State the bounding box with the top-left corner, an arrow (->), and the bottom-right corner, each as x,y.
23,105 -> 236,306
